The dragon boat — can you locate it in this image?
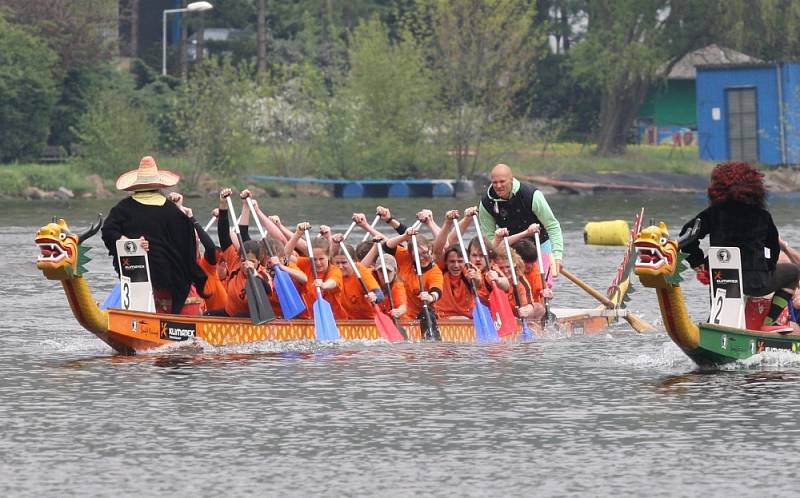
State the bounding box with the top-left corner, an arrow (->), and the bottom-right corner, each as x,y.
36,216 -> 642,355
633,222 -> 800,366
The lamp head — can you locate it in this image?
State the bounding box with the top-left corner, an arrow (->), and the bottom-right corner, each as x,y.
187,1 -> 213,11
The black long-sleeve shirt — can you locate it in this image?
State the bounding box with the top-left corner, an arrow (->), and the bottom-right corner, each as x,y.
101,197 -> 207,313
680,200 -> 780,294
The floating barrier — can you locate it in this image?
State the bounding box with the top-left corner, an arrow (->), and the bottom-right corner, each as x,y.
584,220 -> 630,246
247,175 -> 460,198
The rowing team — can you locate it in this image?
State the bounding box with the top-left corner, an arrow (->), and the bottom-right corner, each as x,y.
169,188 -> 554,325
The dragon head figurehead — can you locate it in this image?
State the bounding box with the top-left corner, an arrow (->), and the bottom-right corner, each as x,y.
35,215 -> 102,281
634,222 -> 686,289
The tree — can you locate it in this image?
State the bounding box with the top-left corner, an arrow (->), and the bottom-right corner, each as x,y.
0,14 -> 58,162
166,56 -> 257,187
570,0 -> 723,155
430,0 -> 546,177
315,16 -> 438,178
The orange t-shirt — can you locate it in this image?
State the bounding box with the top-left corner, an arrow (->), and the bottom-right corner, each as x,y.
393,245 -> 443,319
267,261 -> 303,319
337,263 -> 382,319
198,256 -> 227,312
476,263 -> 503,304
435,263 -> 473,319
296,256 -> 345,318
377,280 -> 407,316
224,263 -> 272,317
524,262 -> 545,304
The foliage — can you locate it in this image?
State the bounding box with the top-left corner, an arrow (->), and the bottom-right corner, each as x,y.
312,16 -> 440,179
165,56 -> 258,189
429,0 -> 546,178
49,66 -> 111,150
0,14 -> 59,162
74,83 -> 159,177
3,0 -> 117,77
0,163 -> 92,195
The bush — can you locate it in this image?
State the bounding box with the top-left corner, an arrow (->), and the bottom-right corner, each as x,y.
0,163 -> 92,196
165,55 -> 257,188
0,14 -> 58,162
74,87 -> 159,177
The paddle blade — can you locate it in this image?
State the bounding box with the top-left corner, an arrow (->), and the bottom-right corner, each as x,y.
520,318 -> 537,341
419,304 -> 440,341
273,267 -> 306,319
625,312 -> 655,333
245,272 -> 274,325
473,299 -> 499,343
101,282 -> 121,310
312,297 -> 340,341
488,287 -> 518,337
373,305 -> 404,342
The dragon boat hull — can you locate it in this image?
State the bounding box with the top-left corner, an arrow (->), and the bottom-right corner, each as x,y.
97,307 -> 619,354
36,215 -> 641,355
682,323 -> 800,366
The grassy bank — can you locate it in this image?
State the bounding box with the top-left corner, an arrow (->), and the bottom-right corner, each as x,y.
0,144 -> 716,197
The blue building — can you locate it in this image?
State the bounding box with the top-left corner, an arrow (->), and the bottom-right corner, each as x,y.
696,62 -> 800,166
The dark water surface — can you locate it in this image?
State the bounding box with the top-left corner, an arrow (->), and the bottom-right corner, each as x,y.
3,193 -> 800,497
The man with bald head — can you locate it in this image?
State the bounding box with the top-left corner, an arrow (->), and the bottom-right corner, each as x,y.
478,163 -> 563,277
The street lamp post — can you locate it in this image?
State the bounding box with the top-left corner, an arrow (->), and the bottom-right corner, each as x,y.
162,1 -> 214,76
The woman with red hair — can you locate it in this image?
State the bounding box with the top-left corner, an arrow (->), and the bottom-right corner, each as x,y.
680,162 -> 799,330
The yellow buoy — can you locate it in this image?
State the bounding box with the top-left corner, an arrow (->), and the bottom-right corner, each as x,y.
584,220 -> 630,246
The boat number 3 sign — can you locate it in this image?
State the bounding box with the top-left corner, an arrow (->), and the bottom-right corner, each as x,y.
708,246 -> 745,328
116,239 -> 155,313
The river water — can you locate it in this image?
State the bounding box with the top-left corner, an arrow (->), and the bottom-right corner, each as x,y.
2,193 -> 800,497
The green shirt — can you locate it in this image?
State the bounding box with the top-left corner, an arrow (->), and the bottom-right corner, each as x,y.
478,178 -> 564,260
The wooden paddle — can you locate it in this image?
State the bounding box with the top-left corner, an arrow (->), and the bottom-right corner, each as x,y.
339,243 -> 404,342
453,218 -> 499,342
502,236 -> 536,340
561,268 -> 655,333
246,198 -> 306,320
304,228 -> 340,341
225,196 -> 274,325
471,215 -> 516,336
376,241 -> 407,340
411,232 -> 440,341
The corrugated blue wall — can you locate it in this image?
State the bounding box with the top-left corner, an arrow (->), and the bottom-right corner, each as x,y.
696,65 -> 782,165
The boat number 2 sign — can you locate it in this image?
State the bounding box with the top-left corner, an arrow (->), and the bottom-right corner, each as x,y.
116,239 -> 155,313
708,246 -> 745,328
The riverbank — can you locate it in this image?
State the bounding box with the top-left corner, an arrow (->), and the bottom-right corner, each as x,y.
4,145 -> 800,199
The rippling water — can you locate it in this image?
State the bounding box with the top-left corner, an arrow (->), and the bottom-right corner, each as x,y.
3,193 -> 800,497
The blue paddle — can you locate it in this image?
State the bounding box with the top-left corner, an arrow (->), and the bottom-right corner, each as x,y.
304,229 -> 340,341
453,218 -> 498,342
101,282 -> 121,310
502,236 -> 536,341
246,198 -> 306,319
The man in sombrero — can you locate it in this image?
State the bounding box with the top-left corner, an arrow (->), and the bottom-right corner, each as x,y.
101,156 -> 207,315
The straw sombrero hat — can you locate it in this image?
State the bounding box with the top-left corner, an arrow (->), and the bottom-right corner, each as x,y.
115,156 -> 180,191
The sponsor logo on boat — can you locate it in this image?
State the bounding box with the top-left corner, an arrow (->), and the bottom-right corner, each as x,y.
756,339 -> 793,353
160,321 -> 196,341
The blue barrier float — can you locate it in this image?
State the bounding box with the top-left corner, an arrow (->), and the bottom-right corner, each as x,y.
246,175 -> 461,198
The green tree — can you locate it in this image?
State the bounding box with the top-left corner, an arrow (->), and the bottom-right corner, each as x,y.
0,14 -> 58,162
314,16 -> 438,178
429,0 -> 545,177
570,0 -> 722,155
74,85 -> 159,176
167,56 -> 257,187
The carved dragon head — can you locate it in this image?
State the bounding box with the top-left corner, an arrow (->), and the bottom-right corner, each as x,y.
35,216 -> 102,280
634,222 -> 684,288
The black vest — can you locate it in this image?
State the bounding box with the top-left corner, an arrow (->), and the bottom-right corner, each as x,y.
481,182 -> 549,243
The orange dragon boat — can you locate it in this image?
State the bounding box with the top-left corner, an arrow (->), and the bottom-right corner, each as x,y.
35,215 -> 642,354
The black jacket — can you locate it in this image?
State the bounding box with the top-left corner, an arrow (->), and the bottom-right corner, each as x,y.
680,200 -> 779,294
